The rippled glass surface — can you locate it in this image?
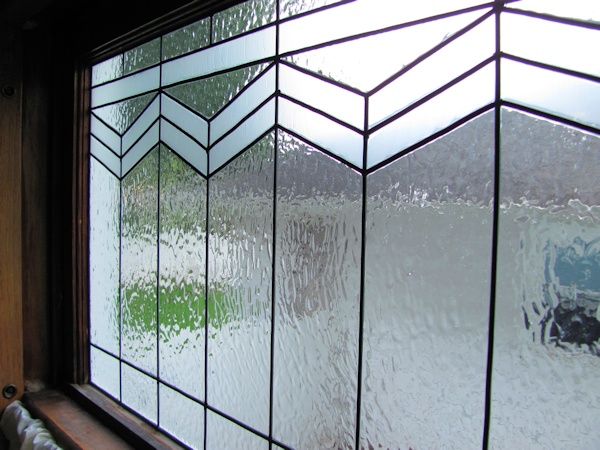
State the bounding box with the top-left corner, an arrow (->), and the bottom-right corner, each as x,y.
90,158 -> 120,354
165,63 -> 268,119
212,0 -> 276,42
490,108 -> 600,449
90,347 -> 120,399
92,93 -> 156,134
159,147 -> 206,399
121,149 -> 158,374
280,0 -> 340,18
284,10 -> 483,92
124,38 -> 161,74
206,412 -> 267,449
162,18 -> 210,60
361,111 -> 494,449
91,67 -> 160,108
273,131 -> 361,449
92,54 -> 123,86
208,134 -> 274,433
122,363 -> 157,424
159,384 -> 204,448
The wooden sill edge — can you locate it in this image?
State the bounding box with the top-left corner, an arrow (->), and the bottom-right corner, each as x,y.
23,385 -> 183,450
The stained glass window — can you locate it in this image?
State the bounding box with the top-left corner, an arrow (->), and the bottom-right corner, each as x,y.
88,1 -> 600,448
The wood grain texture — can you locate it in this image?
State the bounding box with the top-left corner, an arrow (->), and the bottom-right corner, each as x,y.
0,23 -> 24,412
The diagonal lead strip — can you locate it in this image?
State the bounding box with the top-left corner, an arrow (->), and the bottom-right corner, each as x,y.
90,136 -> 120,177
161,93 -> 209,146
92,66 -> 160,108
91,114 -> 121,153
122,95 -> 161,153
121,121 -> 160,177
160,118 -> 208,176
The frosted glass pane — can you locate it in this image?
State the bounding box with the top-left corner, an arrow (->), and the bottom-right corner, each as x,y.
92,67 -> 160,108
90,136 -> 120,177
211,66 -> 276,142
207,412 -> 268,450
162,18 -> 210,61
502,59 -> 600,128
162,27 -> 276,86
90,158 -> 120,353
122,95 -> 160,152
92,54 -> 123,86
208,134 -> 274,432
92,93 -> 156,134
361,111 -> 494,449
91,115 -> 121,153
278,98 -> 363,168
121,149 -> 158,374
279,63 -> 364,129
90,348 -> 120,399
368,63 -> 494,169
124,38 -> 161,75
165,63 -> 269,119
490,108 -> 600,449
122,363 -> 157,424
510,0 -> 600,23
210,98 -> 275,173
159,384 -> 204,449
161,94 -> 208,146
502,13 -> 600,76
370,16 -> 495,126
160,119 -> 208,176
284,10 -> 484,92
280,0 -> 487,55
159,147 -> 206,399
122,122 -> 160,176
273,131 -> 361,449
280,0 -> 340,19
212,0 -> 276,43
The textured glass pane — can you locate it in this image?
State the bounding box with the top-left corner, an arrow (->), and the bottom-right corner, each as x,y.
273,131 -> 361,449
278,98 -> 363,168
212,0 -> 276,43
510,0 -> 600,23
90,136 -> 120,178
92,93 -> 156,134
161,27 -> 276,86
502,59 -> 600,128
91,115 -> 121,153
361,111 -> 494,449
121,363 -> 157,424
210,98 -> 275,173
284,10 -> 484,92
161,94 -> 208,146
90,347 -> 120,399
90,158 -> 120,353
211,66 -> 276,142
207,412 -> 267,450
124,38 -> 161,75
92,54 -> 123,86
165,63 -> 269,119
490,108 -> 600,449
159,384 -> 204,449
92,67 -> 160,108
368,63 -> 494,169
208,133 -> 274,432
280,0 -> 340,19
122,122 -> 160,177
159,147 -> 206,399
370,16 -> 495,126
160,120 -> 208,176
279,63 -> 364,129
121,148 -> 158,373
162,18 -> 210,60
502,13 -> 600,76
280,0 -> 488,55
122,95 -> 160,153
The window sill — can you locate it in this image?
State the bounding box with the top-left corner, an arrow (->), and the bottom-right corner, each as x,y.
24,386 -> 182,450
